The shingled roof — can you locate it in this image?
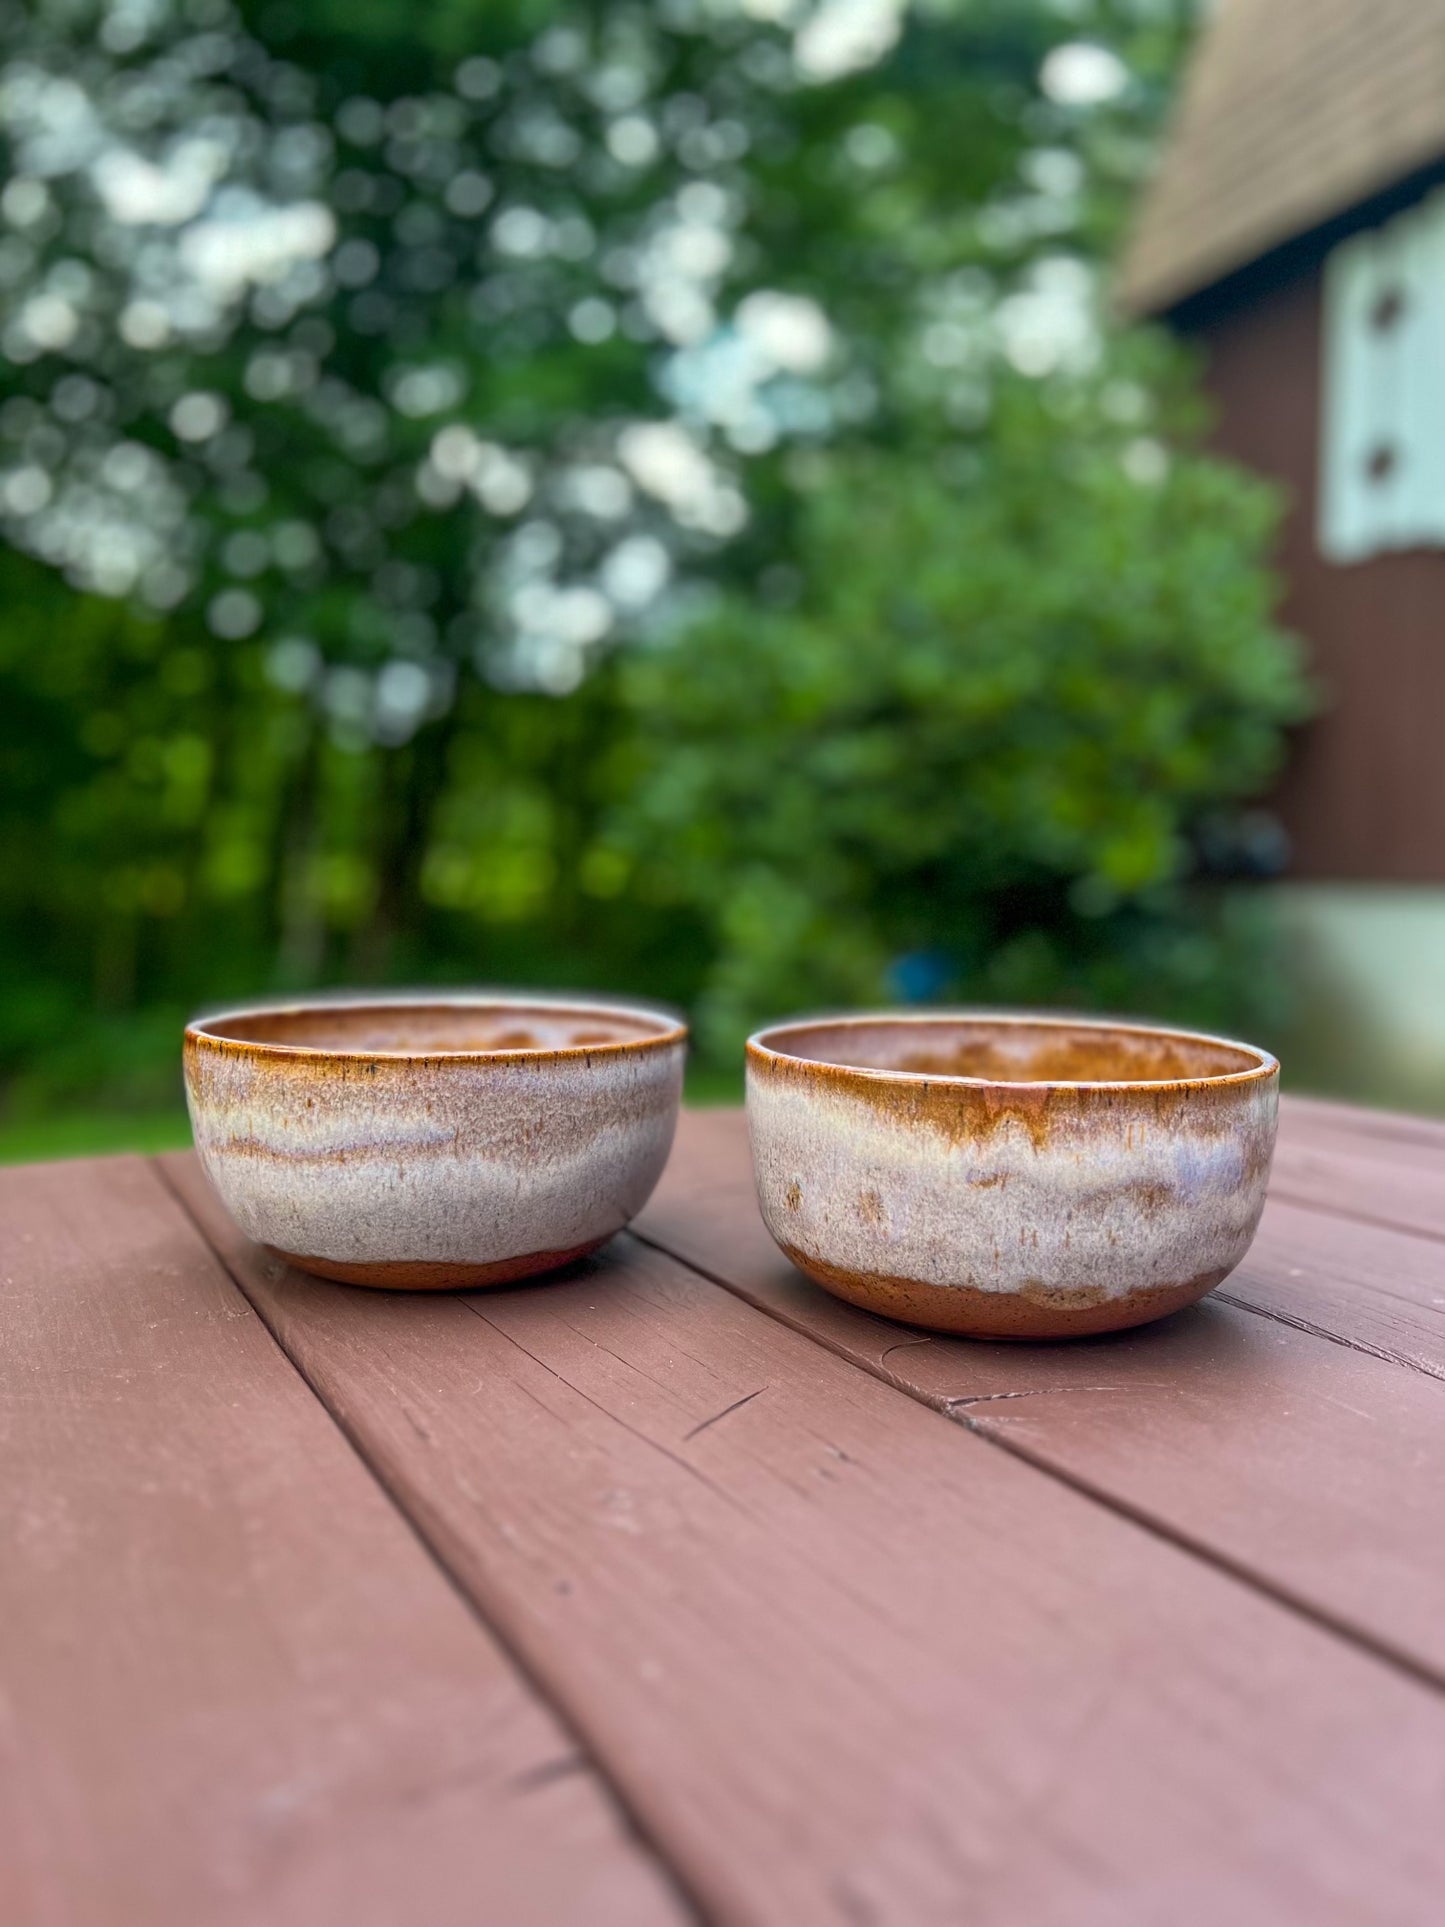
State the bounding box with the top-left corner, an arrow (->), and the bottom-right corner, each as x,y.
1118,0 -> 1445,316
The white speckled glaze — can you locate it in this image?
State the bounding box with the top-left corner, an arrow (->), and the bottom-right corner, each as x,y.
746,1013 -> 1279,1339
185,995 -> 686,1287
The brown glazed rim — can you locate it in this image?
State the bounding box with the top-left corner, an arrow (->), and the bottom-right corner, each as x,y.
746,1012 -> 1278,1093
185,994 -> 688,1066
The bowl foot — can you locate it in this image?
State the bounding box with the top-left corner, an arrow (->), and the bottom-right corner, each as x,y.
774,1240 -> 1229,1339
266,1238 -> 609,1291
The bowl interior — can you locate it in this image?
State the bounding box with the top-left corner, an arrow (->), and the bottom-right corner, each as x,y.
752,1017 -> 1271,1086
191,1000 -> 680,1057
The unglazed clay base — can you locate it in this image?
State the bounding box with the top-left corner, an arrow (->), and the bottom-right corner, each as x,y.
776,1241 -> 1230,1340
268,1238 -> 609,1291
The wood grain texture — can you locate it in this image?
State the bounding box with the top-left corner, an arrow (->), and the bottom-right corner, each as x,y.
1283,1094 -> 1445,1153
1244,1102 -> 1445,1359
0,1157 -> 685,1927
1271,1098 -> 1445,1243
1226,1197 -> 1445,1378
168,1149 -> 1445,1927
635,1110 -> 1445,1685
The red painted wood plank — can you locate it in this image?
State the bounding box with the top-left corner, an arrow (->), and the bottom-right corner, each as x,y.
1271,1138 -> 1445,1244
1282,1094 -> 1445,1155
168,1149 -> 1445,1927
1234,1104 -> 1445,1361
1270,1096 -> 1445,1243
634,1110 -> 1445,1685
0,1157 -> 686,1927
1227,1197 -> 1445,1379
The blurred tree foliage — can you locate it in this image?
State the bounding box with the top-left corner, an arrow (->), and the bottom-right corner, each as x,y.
0,0 -> 1305,1113
616,368 -> 1305,1054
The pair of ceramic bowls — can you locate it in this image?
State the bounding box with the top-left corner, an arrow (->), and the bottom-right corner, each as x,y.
184,995 -> 1279,1340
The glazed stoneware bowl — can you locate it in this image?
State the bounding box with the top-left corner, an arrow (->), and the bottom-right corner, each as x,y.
746,1012 -> 1279,1340
184,995 -> 687,1288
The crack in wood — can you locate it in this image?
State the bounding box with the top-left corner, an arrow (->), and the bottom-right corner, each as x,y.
944,1386 -> 1127,1409
879,1336 -> 935,1364
682,1386 -> 767,1442
506,1753 -> 589,1798
457,1298 -> 754,1519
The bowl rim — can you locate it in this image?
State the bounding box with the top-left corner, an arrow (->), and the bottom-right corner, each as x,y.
186,992 -> 688,1065
746,1010 -> 1278,1093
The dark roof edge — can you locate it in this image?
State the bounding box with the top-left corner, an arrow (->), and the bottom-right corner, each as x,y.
1151,151 -> 1445,330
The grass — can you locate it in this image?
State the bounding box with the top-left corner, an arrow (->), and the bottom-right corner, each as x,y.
0,1108 -> 193,1165
0,1061 -> 746,1166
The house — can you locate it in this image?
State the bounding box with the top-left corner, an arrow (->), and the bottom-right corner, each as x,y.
1119,0 -> 1445,1106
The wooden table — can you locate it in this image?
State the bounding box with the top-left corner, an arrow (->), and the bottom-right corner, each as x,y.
5,1097 -> 1445,1926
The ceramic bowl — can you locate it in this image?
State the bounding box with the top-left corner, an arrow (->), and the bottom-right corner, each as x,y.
185,995 -> 687,1288
746,1012 -> 1279,1339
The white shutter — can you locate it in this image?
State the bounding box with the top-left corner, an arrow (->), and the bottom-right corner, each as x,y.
1319,188 -> 1445,564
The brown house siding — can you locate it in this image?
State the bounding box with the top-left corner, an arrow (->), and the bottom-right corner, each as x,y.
1185,265 -> 1445,882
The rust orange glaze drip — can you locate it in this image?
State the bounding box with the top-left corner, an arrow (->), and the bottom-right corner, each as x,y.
750,1048 -> 1270,1156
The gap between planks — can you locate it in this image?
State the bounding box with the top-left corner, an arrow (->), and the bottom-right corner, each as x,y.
154,1151 -> 1445,1926
624,1107 -> 1445,1696
647,1107 -> 1445,1391
1,1153 -> 689,1927
628,1224 -> 1445,1702
1210,1283 -> 1445,1386
160,1128 -> 1445,1710
151,1155 -> 710,1927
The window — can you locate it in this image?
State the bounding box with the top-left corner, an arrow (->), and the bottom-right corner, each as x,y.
1319,188 -> 1445,564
